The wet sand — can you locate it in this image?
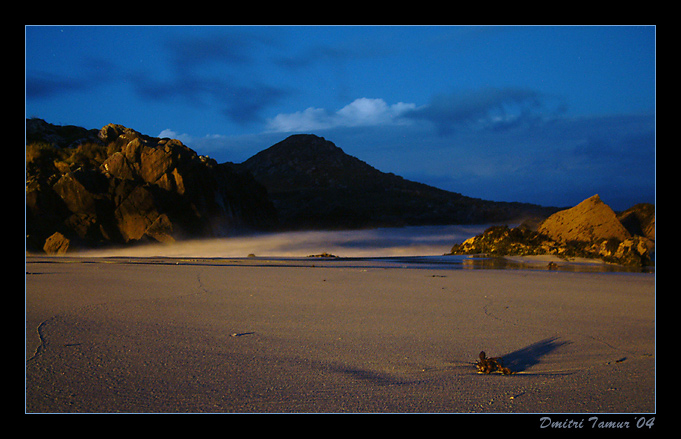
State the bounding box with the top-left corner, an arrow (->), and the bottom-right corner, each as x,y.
25,256 -> 655,413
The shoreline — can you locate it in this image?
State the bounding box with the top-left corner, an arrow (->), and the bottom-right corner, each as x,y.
25,252 -> 655,274
25,256 -> 655,413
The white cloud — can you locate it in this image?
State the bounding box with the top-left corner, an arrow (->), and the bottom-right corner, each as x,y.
157,129 -> 226,156
158,129 -> 235,153
266,107 -> 332,132
158,128 -> 177,138
158,129 -> 195,145
266,98 -> 417,132
156,129 -> 286,163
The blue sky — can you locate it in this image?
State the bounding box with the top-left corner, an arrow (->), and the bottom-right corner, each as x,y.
25,25 -> 655,210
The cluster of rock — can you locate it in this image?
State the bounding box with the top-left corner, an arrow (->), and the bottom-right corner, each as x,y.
26,119 -> 276,254
449,195 -> 655,267
307,252 -> 338,258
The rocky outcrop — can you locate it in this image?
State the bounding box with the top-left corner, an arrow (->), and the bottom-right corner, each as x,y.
617,203 -> 655,241
26,119 -> 276,253
450,195 -> 655,267
537,194 -> 630,243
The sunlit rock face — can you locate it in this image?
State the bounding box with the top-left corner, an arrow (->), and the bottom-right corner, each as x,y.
450,195 -> 654,267
26,119 -> 276,253
538,194 -> 630,243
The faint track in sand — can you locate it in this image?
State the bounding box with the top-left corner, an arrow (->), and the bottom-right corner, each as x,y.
26,261 -> 213,364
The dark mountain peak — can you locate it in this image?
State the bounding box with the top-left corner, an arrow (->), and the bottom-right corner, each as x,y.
273,134 -> 338,153
246,134 -> 354,167
243,134 -> 384,192
242,134 -> 557,229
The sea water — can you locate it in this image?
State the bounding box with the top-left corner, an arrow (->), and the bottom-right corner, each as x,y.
76,224 -> 653,273
80,224 -> 489,258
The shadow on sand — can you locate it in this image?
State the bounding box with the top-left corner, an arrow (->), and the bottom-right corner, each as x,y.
501,337 -> 570,372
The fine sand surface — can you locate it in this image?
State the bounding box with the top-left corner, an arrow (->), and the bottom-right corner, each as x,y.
25,256 -> 655,413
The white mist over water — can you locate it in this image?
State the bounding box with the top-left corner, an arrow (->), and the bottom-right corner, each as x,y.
80,225 -> 490,258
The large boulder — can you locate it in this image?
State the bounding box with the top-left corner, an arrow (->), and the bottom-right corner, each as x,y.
43,232 -> 70,255
537,194 -> 630,243
112,185 -> 160,242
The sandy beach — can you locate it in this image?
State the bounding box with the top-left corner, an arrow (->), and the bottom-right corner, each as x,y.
25,256 -> 655,413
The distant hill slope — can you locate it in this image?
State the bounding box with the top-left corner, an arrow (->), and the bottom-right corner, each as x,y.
243,134 -> 558,230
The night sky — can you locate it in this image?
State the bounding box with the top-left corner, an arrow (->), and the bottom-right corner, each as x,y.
25,26 -> 655,210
